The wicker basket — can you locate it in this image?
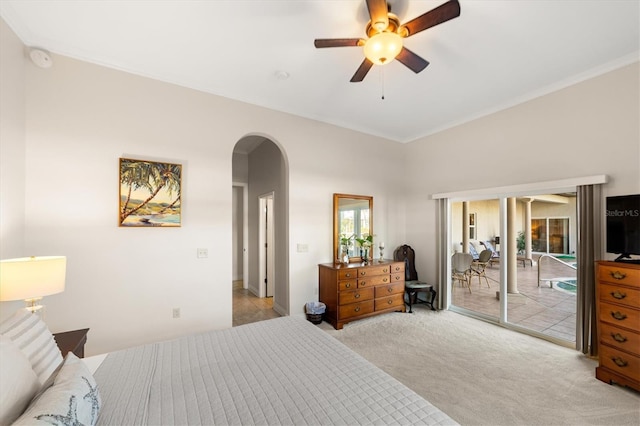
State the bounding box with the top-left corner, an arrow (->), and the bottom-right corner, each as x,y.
306,313 -> 323,324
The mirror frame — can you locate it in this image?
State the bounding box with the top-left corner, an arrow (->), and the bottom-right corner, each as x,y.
333,193 -> 373,262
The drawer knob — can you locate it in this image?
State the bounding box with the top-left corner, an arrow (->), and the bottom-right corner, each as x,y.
360,282 -> 367,287
345,283 -> 351,288
383,278 -> 388,283
612,357 -> 628,368
354,306 -> 361,312
610,311 -> 628,321
387,299 -> 393,304
387,287 -> 393,293
609,271 -> 627,280
360,271 -> 366,276
610,290 -> 626,300
355,293 -> 360,299
383,268 -> 388,273
345,273 -> 351,278
611,332 -> 628,343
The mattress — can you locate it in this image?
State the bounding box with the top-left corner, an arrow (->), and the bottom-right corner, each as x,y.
94,316 -> 457,425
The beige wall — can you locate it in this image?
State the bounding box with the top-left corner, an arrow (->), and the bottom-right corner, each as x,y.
0,19 -> 405,355
2,17 -> 638,354
404,62 -> 640,284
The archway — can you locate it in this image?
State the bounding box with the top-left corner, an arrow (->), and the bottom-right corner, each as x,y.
232,135 -> 289,325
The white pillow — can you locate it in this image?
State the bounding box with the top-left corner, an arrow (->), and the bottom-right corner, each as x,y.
0,308 -> 62,384
0,334 -> 40,425
13,353 -> 101,426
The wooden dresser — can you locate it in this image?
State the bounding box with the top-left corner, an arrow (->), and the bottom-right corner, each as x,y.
319,260 -> 405,330
595,261 -> 640,391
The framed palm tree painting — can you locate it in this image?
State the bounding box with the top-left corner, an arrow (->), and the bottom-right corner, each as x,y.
119,158 -> 182,227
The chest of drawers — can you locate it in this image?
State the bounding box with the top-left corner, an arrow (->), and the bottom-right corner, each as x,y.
319,260 -> 405,330
595,261 -> 640,391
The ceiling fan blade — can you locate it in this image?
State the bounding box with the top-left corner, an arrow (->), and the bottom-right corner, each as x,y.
350,59 -> 374,82
400,0 -> 461,37
366,0 -> 389,31
395,47 -> 429,73
314,38 -> 364,48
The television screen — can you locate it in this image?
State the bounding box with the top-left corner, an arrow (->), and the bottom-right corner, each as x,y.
606,194 -> 640,259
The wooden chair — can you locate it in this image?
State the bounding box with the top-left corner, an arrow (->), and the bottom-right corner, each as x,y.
393,244 -> 436,313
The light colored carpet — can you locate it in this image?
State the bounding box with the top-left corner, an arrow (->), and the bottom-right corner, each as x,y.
319,309 -> 640,426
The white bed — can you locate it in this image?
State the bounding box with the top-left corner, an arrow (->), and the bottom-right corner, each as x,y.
92,316 -> 457,425
1,310 -> 456,425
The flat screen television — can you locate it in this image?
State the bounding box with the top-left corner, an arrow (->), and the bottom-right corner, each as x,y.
606,194 -> 640,263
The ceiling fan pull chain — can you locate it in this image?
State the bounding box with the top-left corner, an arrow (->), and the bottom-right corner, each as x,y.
380,67 -> 385,100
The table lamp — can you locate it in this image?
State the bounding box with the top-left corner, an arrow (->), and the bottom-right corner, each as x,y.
0,256 -> 66,312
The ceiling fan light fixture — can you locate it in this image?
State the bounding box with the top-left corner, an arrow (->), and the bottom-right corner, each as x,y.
363,32 -> 403,65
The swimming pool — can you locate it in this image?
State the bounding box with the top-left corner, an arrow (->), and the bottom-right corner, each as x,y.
554,278 -> 577,293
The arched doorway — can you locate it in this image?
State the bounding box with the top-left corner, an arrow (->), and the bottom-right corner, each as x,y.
232,135 -> 289,326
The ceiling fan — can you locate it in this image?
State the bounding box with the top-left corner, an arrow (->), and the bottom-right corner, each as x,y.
314,0 -> 461,82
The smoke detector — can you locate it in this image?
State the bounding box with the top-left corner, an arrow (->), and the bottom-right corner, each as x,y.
29,48 -> 53,68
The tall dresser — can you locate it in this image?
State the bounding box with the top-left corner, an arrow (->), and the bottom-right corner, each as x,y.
595,261 -> 640,391
319,260 -> 405,330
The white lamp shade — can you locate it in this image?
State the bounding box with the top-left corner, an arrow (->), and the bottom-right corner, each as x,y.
0,256 -> 66,302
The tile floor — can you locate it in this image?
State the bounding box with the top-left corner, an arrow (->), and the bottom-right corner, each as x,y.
232,280 -> 281,327
451,254 -> 578,342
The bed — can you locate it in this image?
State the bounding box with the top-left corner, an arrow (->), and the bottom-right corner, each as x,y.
2,312 -> 457,425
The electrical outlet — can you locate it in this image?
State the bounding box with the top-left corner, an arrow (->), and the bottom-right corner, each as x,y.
297,243 -> 308,253
172,308 -> 180,319
197,248 -> 208,258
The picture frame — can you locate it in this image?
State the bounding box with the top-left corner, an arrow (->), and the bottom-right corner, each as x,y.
119,157 -> 182,227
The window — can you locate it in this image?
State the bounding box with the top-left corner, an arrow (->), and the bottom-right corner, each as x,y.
469,213 -> 476,239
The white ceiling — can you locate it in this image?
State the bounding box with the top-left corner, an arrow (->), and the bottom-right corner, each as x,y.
2,0 -> 638,143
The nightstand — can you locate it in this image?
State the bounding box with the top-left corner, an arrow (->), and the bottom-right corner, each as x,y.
53,328 -> 89,358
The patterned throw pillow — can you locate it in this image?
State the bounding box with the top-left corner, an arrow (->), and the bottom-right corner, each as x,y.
13,352 -> 101,426
0,308 -> 62,384
0,335 -> 40,425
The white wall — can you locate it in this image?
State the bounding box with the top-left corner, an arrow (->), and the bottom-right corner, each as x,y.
404,62 -> 640,284
0,19 -> 27,315
0,19 -> 405,355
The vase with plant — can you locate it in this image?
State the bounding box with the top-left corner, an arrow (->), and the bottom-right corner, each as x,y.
339,234 -> 353,264
355,234 -> 374,264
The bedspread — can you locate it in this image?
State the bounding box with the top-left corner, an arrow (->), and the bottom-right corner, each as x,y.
94,316 -> 457,425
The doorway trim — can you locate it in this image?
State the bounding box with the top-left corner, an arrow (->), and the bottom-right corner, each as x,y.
259,191 -> 275,298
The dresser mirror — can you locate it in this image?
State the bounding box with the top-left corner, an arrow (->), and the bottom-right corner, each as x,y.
333,193 -> 373,262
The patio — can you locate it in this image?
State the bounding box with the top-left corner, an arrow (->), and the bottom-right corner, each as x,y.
451,254 -> 578,343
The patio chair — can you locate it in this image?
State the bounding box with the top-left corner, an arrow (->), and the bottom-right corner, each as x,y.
470,249 -> 492,288
394,244 -> 436,313
481,240 -> 500,264
452,252 -> 473,293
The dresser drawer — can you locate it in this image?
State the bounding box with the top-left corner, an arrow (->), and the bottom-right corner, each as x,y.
374,293 -> 404,311
338,287 -> 374,305
338,280 -> 357,291
391,273 -> 404,282
375,283 -> 404,298
600,283 -> 640,308
599,301 -> 640,331
600,323 -> 640,356
338,269 -> 358,280
339,300 -> 374,319
390,263 -> 405,274
357,265 -> 390,278
599,265 -> 640,288
358,275 -> 391,288
599,345 -> 640,382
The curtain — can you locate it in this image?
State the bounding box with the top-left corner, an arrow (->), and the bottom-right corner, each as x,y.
436,198 -> 450,310
576,184 -> 602,356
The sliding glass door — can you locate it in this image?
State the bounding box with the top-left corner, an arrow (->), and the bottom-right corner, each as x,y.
449,192 -> 578,345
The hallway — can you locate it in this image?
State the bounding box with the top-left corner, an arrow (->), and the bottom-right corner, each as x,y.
232,281 -> 281,326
